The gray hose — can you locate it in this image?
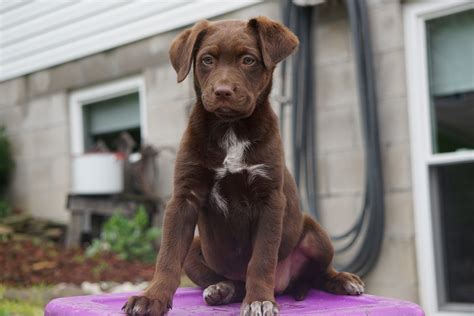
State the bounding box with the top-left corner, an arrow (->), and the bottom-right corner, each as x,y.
281,0 -> 385,276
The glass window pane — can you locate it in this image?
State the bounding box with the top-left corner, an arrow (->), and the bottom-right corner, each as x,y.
432,162 -> 474,303
83,92 -> 141,151
426,9 -> 474,153
84,93 -> 141,134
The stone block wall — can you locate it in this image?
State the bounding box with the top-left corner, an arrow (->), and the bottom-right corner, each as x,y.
311,0 -> 418,302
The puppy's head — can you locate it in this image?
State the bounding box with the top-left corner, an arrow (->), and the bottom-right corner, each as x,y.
169,17 -> 299,120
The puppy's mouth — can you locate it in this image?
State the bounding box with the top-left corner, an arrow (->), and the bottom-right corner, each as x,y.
214,108 -> 246,120
202,96 -> 253,121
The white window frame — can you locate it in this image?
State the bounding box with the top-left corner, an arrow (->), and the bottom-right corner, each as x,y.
404,1 -> 474,315
69,76 -> 147,155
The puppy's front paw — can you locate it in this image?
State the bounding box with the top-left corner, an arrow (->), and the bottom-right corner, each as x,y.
241,301 -> 279,316
122,295 -> 170,316
203,281 -> 235,305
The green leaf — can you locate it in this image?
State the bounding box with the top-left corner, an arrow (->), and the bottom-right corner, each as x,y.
85,205 -> 160,262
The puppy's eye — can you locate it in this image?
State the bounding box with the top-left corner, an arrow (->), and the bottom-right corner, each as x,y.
202,55 -> 214,65
242,55 -> 256,65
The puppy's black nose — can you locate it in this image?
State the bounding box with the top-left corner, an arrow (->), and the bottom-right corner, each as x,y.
214,85 -> 234,98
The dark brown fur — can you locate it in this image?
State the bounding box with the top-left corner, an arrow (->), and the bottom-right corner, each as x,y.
124,16 -> 364,316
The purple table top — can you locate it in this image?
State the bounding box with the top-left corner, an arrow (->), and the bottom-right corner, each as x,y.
45,287 -> 424,316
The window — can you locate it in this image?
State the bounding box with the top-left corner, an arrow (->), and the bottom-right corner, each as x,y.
69,76 -> 147,155
83,92 -> 141,152
426,8 -> 474,307
405,1 -> 474,315
431,162 -> 474,304
427,9 -> 474,154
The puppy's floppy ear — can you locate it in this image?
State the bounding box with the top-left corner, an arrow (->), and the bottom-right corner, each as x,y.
169,20 -> 209,83
248,16 -> 299,68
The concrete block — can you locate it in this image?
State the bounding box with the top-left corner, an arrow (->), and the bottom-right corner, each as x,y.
316,1 -> 348,23
364,237 -> 419,302
384,190 -> 415,238
79,52 -> 119,84
315,19 -> 351,65
28,62 -> 85,98
381,143 -> 411,191
327,149 -> 365,194
10,191 -> 29,214
281,105 -> 294,167
27,186 -> 70,223
366,282 -> 419,303
12,131 -> 36,160
155,149 -> 176,200
316,62 -> 358,109
23,97 -> 48,131
147,102 -> 188,147
366,0 -> 400,8
28,159 -> 52,191
368,2 -> 404,53
352,105 -> 364,150
49,61 -> 86,93
7,135 -> 22,161
319,195 -> 360,236
32,124 -> 70,159
50,155 -> 71,188
374,50 -> 407,101
377,97 -> 409,145
0,78 -> 26,108
217,1 -> 279,21
316,157 -> 329,196
352,96 -> 409,148
0,105 -> 23,135
148,31 -> 179,58
316,107 -> 358,152
145,64 -> 194,105
23,93 -> 67,131
9,158 -> 31,199
48,93 -> 69,124
115,38 -> 167,77
27,70 -> 51,97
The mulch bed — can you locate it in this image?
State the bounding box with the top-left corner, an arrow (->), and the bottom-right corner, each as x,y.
0,239 -> 155,287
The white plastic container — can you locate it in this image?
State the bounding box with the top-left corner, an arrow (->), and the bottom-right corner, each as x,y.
72,153 -> 124,194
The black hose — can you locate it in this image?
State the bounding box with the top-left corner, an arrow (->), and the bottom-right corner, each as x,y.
281,0 -> 385,276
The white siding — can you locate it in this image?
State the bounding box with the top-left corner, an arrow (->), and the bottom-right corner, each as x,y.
0,0 -> 259,82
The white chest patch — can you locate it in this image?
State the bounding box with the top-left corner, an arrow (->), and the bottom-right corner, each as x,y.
210,128 -> 270,215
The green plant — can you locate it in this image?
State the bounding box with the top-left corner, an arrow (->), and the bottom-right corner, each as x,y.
0,284 -> 46,316
0,127 -> 14,197
0,198 -> 10,219
86,206 -> 161,263
91,261 -> 108,278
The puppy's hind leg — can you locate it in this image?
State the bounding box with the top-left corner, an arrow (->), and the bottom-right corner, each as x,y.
184,237 -> 245,306
299,215 -> 365,296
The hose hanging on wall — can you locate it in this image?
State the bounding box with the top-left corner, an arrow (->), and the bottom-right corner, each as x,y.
281,0 -> 385,277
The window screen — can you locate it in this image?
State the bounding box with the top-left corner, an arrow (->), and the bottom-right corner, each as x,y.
83,92 -> 141,151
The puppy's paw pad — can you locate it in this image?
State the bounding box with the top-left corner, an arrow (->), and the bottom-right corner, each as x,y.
343,280 -> 365,295
203,281 -> 235,306
324,272 -> 365,296
241,301 -> 279,316
122,295 -> 170,315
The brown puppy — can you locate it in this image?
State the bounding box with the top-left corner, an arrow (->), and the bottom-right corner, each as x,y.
124,17 -> 364,316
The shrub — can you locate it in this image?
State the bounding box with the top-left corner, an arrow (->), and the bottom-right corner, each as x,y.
0,127 -> 14,197
86,206 -> 161,263
0,198 -> 10,219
